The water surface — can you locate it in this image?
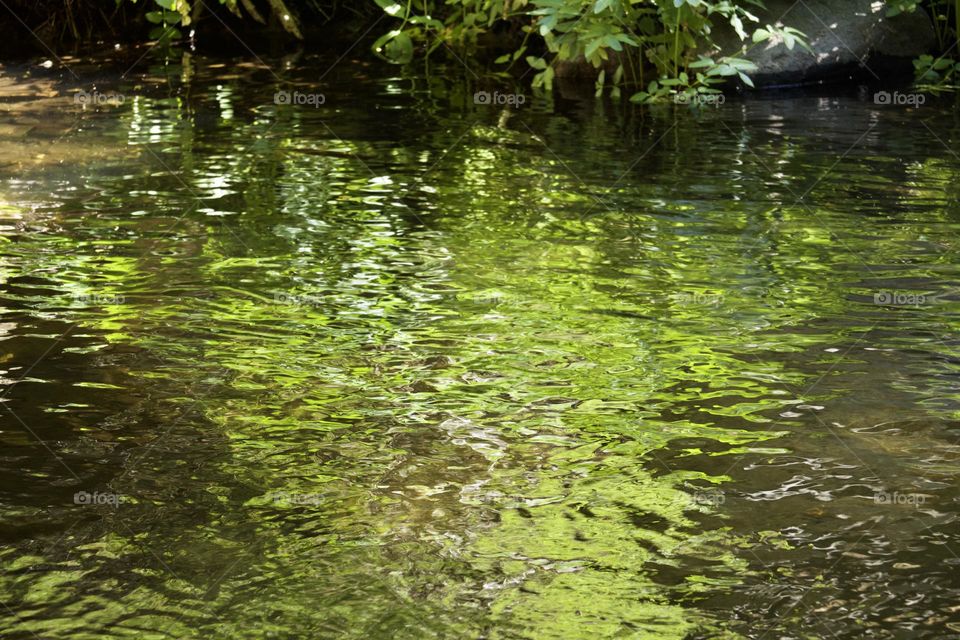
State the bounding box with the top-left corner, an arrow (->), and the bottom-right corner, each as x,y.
1,51 -> 960,639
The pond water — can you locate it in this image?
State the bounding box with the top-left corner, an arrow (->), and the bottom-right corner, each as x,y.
2,50 -> 960,639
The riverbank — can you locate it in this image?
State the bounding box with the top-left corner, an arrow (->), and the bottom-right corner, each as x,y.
1,0 -> 955,99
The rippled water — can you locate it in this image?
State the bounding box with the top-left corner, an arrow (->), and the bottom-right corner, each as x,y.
2,51 -> 960,639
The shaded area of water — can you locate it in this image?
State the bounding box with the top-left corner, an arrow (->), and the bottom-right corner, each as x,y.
2,51 -> 960,639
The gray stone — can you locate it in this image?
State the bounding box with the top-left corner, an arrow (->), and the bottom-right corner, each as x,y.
709,0 -> 936,87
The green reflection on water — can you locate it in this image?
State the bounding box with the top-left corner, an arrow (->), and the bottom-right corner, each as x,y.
1,54 -> 960,639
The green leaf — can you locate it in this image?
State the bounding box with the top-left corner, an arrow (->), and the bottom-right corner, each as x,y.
594,0 -> 612,13
543,66 -> 555,90
526,56 -> 548,70
724,57 -> 758,72
148,25 -> 181,40
372,30 -> 414,64
408,16 -> 444,30
539,13 -> 558,35
585,38 -> 603,59
603,35 -> 623,52
384,31 -> 413,64
708,64 -> 737,76
730,15 -> 746,40
145,9 -> 182,24
373,0 -> 405,17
